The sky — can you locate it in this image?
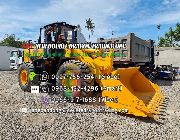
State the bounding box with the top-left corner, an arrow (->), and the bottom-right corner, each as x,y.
0,0 -> 179,43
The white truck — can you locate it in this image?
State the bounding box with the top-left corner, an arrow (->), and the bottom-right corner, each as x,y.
9,49 -> 24,69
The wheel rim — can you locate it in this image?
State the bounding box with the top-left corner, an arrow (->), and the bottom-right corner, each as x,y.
20,70 -> 28,85
61,70 -> 81,99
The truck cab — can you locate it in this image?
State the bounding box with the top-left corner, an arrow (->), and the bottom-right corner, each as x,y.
10,49 -> 23,69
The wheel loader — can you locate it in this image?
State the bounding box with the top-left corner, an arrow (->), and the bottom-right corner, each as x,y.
18,22 -> 165,119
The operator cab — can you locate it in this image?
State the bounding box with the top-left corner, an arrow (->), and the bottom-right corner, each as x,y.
38,22 -> 83,44
37,22 -> 86,58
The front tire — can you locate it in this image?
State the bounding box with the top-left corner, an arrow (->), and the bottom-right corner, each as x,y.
56,60 -> 94,101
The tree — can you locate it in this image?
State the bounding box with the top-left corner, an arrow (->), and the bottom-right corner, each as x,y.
159,37 -> 167,47
165,27 -> 175,47
174,23 -> 180,42
85,18 -> 95,40
0,34 -> 25,48
158,23 -> 180,47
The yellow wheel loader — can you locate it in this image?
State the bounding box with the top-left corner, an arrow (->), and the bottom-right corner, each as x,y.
18,22 -> 164,119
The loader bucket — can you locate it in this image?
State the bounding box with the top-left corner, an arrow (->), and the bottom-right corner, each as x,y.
100,67 -> 164,118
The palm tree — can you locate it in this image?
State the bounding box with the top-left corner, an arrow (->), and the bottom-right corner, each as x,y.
85,18 -> 95,40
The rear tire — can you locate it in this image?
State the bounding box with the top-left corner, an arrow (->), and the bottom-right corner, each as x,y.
18,63 -> 38,92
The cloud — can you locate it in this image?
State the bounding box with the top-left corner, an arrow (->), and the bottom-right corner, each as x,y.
152,11 -> 180,25
121,0 -> 180,29
0,0 -> 179,42
25,0 -> 140,40
163,0 -> 179,5
0,0 -> 140,41
0,5 -> 9,14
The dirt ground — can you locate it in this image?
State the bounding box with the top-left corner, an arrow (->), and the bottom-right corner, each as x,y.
0,71 -> 180,140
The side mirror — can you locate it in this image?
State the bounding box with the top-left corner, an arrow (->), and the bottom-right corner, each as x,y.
156,51 -> 159,56
17,51 -> 22,57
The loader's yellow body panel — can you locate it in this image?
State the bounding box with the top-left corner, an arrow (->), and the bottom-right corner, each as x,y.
23,46 -> 44,63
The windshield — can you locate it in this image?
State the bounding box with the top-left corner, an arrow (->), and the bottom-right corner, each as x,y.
10,51 -> 18,57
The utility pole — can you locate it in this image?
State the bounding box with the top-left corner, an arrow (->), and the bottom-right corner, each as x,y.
112,31 -> 115,40
156,24 -> 161,66
157,24 -> 161,41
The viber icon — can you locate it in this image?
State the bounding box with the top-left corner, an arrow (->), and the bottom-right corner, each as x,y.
31,86 -> 39,93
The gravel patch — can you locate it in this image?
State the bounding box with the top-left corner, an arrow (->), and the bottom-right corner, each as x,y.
0,71 -> 180,140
